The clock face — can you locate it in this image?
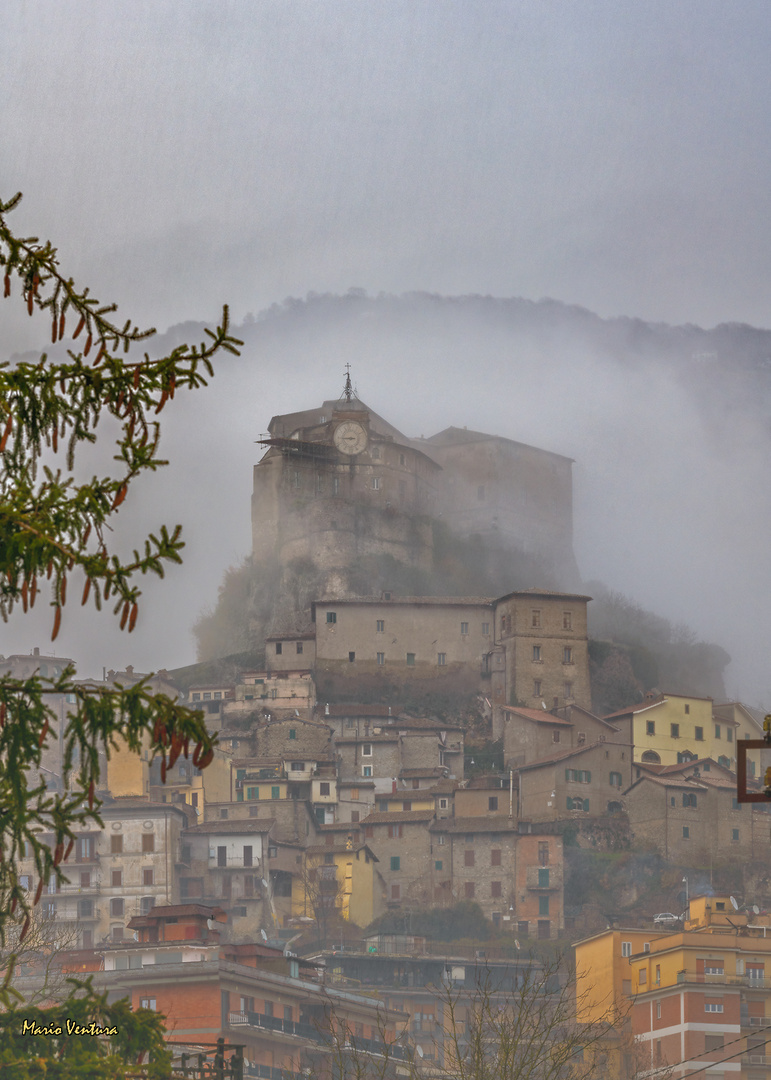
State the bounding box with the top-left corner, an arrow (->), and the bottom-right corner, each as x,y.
334,421 -> 368,456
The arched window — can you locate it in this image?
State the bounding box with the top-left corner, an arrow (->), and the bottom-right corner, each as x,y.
641,750 -> 661,764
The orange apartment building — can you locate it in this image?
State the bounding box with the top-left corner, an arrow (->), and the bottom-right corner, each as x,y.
98,904 -> 410,1079
576,895 -> 771,1080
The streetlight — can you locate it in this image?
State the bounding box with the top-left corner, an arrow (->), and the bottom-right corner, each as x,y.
682,876 -> 689,913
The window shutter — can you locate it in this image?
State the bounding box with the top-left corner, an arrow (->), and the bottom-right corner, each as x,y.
566,797 -> 573,810
583,799 -> 590,812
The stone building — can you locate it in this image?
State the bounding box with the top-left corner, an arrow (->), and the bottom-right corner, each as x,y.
514,739 -> 633,822
251,383 -> 580,625
502,703 -> 618,769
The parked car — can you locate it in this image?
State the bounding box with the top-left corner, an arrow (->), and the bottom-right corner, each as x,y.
653,912 -> 679,924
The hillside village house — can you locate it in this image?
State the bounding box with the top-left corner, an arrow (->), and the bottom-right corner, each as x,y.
501,704 -> 621,768
515,739 -> 633,822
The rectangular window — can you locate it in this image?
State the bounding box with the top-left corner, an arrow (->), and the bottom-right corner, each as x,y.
406,653 -> 415,666
705,1003 -> 724,1013
247,786 -> 259,800
488,796 -> 498,811
435,860 -> 442,870
460,622 -> 469,635
639,969 -> 647,985
564,682 -> 573,699
111,870 -> 123,887
482,622 -> 490,636
291,761 -> 304,771
683,826 -> 690,839
671,723 -> 680,738
376,620 -> 385,632
319,782 -> 330,796
538,868 -> 550,887
534,679 -> 542,696
695,726 -> 704,741
142,834 -> 155,853
563,647 -> 573,664
377,652 -> 385,665
682,793 -> 697,808
243,845 -> 253,867
465,882 -> 475,899
715,724 -> 721,739
563,612 -> 572,630
111,835 -> 123,854
362,743 -> 372,756
621,941 -> 632,957
350,787 -> 359,801
464,850 -> 475,867
726,727 -> 733,743
332,476 -> 339,495
80,871 -> 91,888
391,884 -> 400,900
372,477 -> 380,490
348,651 -> 355,662
363,766 -> 372,778
732,828 -> 740,841
275,642 -> 283,655
271,786 -> 280,799
388,825 -> 403,839
390,856 -> 400,871
610,772 -> 623,787
143,868 -> 154,886
437,653 -> 446,666
326,611 -> 337,624
140,998 -> 157,1011
110,898 -> 124,917
539,896 -> 549,916
646,720 -> 655,735
684,703 -> 690,714
531,610 -> 541,628
491,881 -> 502,898
538,842 -> 549,866
532,645 -> 541,661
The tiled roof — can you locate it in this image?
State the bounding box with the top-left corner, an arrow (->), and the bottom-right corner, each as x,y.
399,767 -> 448,778
516,740 -> 632,771
361,810 -> 435,825
431,816 -> 519,834
602,698 -> 664,719
496,587 -> 592,602
184,818 -> 276,834
317,704 -> 398,718
314,596 -> 495,607
501,706 -> 573,726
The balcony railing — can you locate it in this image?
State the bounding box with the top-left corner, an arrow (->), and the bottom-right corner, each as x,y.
676,971 -> 771,989
228,1012 -> 408,1061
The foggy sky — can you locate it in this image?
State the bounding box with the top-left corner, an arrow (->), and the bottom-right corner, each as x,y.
2,3 -> 771,704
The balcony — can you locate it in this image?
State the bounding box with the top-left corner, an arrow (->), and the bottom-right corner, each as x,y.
228,1012 -> 409,1061
525,867 -> 562,891
676,971 -> 771,989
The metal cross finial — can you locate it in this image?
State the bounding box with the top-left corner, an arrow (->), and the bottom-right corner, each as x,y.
343,364 -> 353,401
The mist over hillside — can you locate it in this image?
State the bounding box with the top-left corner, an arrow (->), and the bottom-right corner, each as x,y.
6,291 -> 770,707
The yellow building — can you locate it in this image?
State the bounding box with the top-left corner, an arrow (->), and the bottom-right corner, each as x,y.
604,692 -> 761,774
107,732 -> 231,818
292,843 -> 381,929
576,896 -> 771,1080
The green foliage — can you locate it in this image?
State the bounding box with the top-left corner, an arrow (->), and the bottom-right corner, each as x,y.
0,978 -> 172,1078
367,901 -> 491,942
0,193 -> 240,1016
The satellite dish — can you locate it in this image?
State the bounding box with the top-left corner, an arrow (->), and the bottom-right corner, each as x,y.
260,929 -> 268,941
730,895 -> 739,911
754,905 -> 761,915
416,1046 -> 424,1059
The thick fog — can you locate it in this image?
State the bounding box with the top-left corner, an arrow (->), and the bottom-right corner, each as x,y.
2,3 -> 770,705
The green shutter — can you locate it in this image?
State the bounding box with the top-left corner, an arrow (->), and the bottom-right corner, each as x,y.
583,799 -> 589,812
567,797 -> 573,810
390,856 -> 400,871
585,771 -> 591,783
271,786 -> 280,799
565,769 -> 571,782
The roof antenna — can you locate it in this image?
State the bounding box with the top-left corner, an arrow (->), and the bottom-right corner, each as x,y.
342,363 -> 354,402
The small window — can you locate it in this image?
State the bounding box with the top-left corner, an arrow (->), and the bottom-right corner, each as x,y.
372,477 -> 381,490
531,610 -> 541,628
646,720 -> 655,736
488,796 -> 498,812
192,693 -> 200,701
552,730 -> 560,743
143,868 -> 154,886
326,611 -> 337,624
726,727 -> 733,743
564,682 -> 573,699
732,828 -> 739,841
538,842 -> 549,866
491,849 -> 501,866
391,884 -> 400,900
437,653 -> 446,666
460,622 -> 469,636
538,868 -> 549,887
684,703 -> 690,714
320,782 -> 330,796
406,653 -> 415,666
465,882 -> 475,899
482,622 -> 490,636
695,726 -> 704,741
491,880 -> 502,898
377,652 -> 385,665
435,860 -> 443,870
539,895 -> 549,916
671,723 -> 679,739
362,743 -> 372,756
140,998 -> 157,1011
348,651 -> 356,663
111,835 -> 123,854
715,724 -> 721,739
363,766 -> 372,778
376,620 -> 385,632
439,798 -> 448,809
111,870 -> 123,887
142,833 -> 154,853
296,642 -> 303,654
682,793 -> 697,808
704,1003 -> 724,1013
609,771 -> 623,787
562,611 -> 572,630
110,898 -> 124,917
621,941 -> 632,957
291,761 -> 304,771
534,679 -> 542,697
289,728 -> 296,740
532,645 -> 541,662
275,642 -> 283,655
271,786 -> 280,799
220,808 -> 229,819
437,834 -> 446,845
400,453 -> 406,466
683,826 -> 690,839
464,850 -> 475,867
390,856 -> 400,871
563,647 -> 573,664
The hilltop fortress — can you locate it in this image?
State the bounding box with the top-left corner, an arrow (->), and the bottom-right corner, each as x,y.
251,377 -> 580,597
